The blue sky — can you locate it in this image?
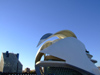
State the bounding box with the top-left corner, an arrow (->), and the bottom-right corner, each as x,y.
0,0 -> 100,70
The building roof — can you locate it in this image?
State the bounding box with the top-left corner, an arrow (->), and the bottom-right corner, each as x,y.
37,30 -> 77,47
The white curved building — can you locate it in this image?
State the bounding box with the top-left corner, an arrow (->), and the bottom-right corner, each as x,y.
35,30 -> 100,75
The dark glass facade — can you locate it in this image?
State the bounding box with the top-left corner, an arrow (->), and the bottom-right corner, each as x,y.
44,67 -> 82,75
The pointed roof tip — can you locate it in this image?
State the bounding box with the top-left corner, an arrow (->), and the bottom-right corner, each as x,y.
37,33 -> 53,47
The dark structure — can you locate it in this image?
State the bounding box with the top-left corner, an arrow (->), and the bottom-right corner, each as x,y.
0,51 -> 23,73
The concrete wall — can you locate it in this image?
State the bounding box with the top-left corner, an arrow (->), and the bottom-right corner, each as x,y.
40,37 -> 100,75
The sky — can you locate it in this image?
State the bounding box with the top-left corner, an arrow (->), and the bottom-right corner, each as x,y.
0,0 -> 100,70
